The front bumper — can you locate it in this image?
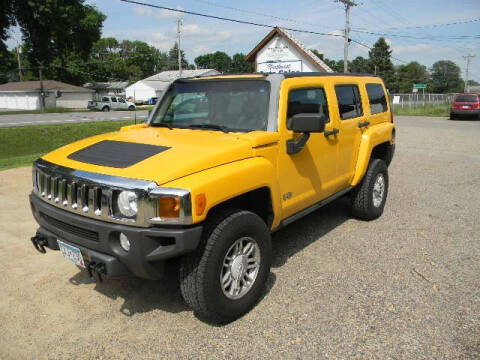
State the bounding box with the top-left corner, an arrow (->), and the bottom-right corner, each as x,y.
30,193 -> 203,280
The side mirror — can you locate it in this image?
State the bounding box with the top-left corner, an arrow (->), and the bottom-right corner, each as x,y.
287,113 -> 326,133
286,113 -> 327,155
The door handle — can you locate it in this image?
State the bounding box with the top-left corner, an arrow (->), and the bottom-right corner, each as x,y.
324,128 -> 339,137
358,121 -> 370,128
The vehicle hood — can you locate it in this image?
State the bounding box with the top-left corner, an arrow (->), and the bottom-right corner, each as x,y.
41,125 -> 276,186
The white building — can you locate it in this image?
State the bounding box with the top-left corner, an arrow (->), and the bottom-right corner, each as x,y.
0,80 -> 94,110
246,27 -> 333,74
125,69 -> 220,103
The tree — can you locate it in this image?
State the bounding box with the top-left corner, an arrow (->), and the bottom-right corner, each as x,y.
396,61 -> 429,93
311,50 -> 343,72
167,42 -> 189,70
194,51 -> 231,73
0,0 -> 14,56
369,37 -> 396,91
429,60 -> 464,93
12,1 -> 105,71
231,53 -> 254,73
350,56 -> 371,74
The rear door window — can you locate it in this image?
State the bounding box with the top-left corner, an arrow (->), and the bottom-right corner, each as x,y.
366,83 -> 388,114
335,85 -> 363,120
287,88 -> 330,122
111,97 -> 117,103
102,97 -> 109,102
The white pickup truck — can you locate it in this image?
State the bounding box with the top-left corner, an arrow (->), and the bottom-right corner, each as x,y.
87,96 -> 136,112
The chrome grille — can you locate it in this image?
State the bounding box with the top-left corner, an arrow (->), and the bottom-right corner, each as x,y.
32,159 -> 158,227
34,170 -> 106,217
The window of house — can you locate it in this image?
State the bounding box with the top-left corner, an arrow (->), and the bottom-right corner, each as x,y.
366,83 -> 388,114
335,85 -> 363,120
287,88 -> 329,123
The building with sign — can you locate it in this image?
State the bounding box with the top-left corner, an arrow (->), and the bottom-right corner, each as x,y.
246,27 -> 333,74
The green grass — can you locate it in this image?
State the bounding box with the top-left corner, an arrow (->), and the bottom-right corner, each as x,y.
0,107 -> 93,116
0,120 -> 134,170
392,104 -> 449,117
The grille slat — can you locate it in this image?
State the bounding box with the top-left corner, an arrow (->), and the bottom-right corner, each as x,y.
41,212 -> 99,242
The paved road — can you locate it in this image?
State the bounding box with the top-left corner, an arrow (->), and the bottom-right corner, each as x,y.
0,110 -> 148,127
0,116 -> 479,359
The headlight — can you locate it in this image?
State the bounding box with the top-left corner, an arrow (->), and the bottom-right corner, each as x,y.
117,191 -> 138,217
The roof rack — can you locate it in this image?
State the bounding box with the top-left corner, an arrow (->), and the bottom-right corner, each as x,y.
283,72 -> 379,78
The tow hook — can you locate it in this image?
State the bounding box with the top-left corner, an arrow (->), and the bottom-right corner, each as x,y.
86,261 -> 106,283
31,233 -> 48,254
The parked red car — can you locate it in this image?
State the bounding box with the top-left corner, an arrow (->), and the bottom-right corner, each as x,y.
450,93 -> 480,120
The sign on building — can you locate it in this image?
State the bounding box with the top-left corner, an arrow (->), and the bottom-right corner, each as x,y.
246,27 -> 333,74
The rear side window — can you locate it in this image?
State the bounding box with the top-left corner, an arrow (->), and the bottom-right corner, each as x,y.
366,83 -> 388,114
287,88 -> 329,122
455,94 -> 478,102
111,97 -> 117,103
335,85 -> 363,120
102,97 -> 109,102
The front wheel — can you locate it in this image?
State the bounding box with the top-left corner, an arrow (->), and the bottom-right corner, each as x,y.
351,159 -> 389,220
128,105 -> 135,111
180,209 -> 272,324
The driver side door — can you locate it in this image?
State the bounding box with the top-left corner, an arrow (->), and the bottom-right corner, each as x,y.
278,79 -> 342,219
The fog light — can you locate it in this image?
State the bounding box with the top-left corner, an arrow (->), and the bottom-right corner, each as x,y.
119,233 -> 130,252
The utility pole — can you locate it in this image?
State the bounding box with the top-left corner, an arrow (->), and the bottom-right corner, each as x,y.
336,0 -> 357,73
16,46 -> 24,81
463,54 -> 475,93
39,66 -> 45,110
177,17 -> 183,77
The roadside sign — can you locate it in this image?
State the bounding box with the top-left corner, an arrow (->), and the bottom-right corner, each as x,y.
413,84 -> 427,89
393,95 -> 400,104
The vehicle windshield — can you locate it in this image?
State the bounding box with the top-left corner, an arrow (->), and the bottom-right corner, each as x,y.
150,80 -> 270,132
455,94 -> 478,102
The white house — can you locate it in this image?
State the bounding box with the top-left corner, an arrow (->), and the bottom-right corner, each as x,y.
246,27 -> 333,74
125,69 -> 220,103
0,80 -> 94,110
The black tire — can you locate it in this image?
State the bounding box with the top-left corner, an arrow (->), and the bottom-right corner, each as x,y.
102,106 -> 110,112
351,159 -> 388,220
449,113 -> 454,120
128,105 -> 135,111
180,209 -> 272,324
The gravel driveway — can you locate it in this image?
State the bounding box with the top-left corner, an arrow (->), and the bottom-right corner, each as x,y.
0,116 -> 479,359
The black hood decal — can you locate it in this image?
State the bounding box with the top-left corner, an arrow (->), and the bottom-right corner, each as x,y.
68,140 -> 170,168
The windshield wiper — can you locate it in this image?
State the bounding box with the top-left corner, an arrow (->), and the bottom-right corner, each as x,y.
152,122 -> 173,130
188,124 -> 230,133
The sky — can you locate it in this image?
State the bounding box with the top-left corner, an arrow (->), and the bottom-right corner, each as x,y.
9,0 -> 480,81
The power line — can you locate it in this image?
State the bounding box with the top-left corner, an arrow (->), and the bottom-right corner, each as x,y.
367,17 -> 480,31
120,0 -> 409,64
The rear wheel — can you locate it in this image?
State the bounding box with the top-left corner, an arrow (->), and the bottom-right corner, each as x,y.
102,106 -> 110,112
351,159 -> 389,220
449,113 -> 454,120
180,209 -> 272,324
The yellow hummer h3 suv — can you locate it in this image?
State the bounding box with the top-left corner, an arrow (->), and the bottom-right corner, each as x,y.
30,72 -> 395,323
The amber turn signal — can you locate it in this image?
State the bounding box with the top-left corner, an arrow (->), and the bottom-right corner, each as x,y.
157,196 -> 180,218
195,193 -> 206,216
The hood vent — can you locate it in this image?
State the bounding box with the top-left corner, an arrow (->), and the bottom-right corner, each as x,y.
68,140 -> 170,168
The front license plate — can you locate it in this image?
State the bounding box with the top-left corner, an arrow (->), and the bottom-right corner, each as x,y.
57,240 -> 85,268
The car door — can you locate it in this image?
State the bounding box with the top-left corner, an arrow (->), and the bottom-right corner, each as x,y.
117,97 -> 128,109
333,83 -> 366,186
278,79 -> 342,219
110,96 -> 118,110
